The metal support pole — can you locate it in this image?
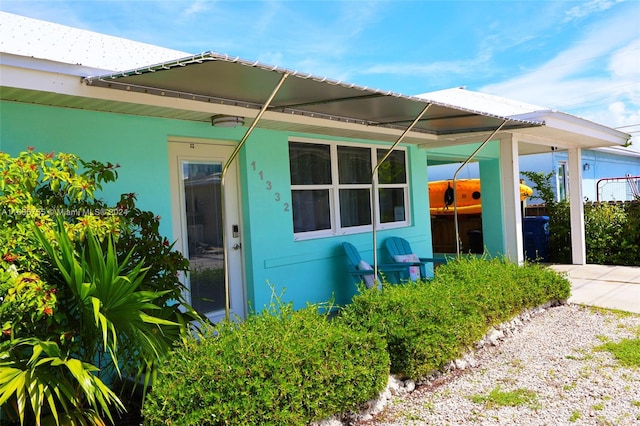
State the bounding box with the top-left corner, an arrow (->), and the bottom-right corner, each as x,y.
372,104 -> 432,279
220,73 -> 289,320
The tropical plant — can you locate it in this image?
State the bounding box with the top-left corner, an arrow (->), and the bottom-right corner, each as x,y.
0,338 -> 123,426
0,149 -> 198,425
1,219 -> 185,424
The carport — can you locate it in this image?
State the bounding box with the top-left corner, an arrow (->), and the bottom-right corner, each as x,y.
420,88 -> 631,264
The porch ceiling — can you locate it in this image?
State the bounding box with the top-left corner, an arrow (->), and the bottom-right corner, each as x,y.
83,52 -> 542,142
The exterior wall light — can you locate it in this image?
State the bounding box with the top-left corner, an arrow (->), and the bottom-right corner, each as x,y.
211,115 -> 245,127
583,163 -> 590,171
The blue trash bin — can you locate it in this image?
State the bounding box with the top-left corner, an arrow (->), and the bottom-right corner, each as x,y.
523,216 -> 550,262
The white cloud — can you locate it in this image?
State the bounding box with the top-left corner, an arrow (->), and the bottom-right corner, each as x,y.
563,0 -> 625,22
362,59 -> 480,77
608,39 -> 640,79
481,5 -> 639,135
182,0 -> 210,18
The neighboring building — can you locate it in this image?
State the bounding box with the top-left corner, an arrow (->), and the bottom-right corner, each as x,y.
519,148 -> 640,203
1,13 -> 630,322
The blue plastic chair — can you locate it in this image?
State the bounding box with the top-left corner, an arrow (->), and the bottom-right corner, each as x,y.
384,236 -> 448,280
341,242 -> 409,288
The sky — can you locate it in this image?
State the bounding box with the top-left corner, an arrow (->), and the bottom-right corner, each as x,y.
2,0 -> 639,145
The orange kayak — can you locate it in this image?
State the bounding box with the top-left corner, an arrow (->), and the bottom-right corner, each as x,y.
429,179 -> 532,215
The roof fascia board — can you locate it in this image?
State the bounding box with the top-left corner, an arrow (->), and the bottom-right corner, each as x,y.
0,52 -> 110,79
418,130 -> 579,152
0,62 -> 238,115
511,110 -> 630,145
595,146 -> 640,158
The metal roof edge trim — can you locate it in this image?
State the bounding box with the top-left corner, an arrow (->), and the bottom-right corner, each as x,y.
84,51 -> 543,127
514,110 -> 630,142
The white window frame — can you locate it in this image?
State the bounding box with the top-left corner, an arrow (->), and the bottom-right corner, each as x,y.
290,138 -> 410,240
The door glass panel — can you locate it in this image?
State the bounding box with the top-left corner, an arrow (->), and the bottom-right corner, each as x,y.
557,162 -> 568,201
182,161 -> 225,314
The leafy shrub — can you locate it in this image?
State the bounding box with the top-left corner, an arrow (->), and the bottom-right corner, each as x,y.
339,256 -> 570,379
521,171 -> 571,263
143,296 -> 390,425
522,171 -> 640,265
585,202 -> 640,266
0,149 -> 197,425
339,279 -> 477,379
585,203 -> 627,265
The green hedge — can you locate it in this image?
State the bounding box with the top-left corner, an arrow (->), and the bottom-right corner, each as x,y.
142,301 -> 389,425
143,258 -> 570,423
542,201 -> 640,265
338,256 -> 571,379
522,171 -> 640,265
585,202 -> 640,266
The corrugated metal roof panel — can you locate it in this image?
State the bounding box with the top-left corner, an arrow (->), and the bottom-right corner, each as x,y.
419,87 -> 550,117
85,52 -> 543,138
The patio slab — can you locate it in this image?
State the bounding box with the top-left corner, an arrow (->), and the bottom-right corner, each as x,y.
549,264 -> 640,314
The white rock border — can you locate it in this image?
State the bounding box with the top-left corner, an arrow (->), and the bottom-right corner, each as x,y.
312,300 -> 566,426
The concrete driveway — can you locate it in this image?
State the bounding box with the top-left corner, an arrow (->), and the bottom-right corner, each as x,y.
549,264 -> 640,314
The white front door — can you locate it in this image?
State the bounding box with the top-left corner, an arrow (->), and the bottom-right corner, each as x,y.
169,140 -> 245,322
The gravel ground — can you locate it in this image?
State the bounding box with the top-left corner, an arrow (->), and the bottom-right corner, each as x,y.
358,304 -> 640,426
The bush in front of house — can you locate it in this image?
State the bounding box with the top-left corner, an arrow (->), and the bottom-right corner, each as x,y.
142,297 -> 390,426
338,277 -> 479,380
0,149 -> 197,426
339,256 -> 571,380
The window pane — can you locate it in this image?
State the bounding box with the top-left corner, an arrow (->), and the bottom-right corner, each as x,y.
289,142 -> 331,185
338,146 -> 371,184
379,188 -> 405,223
339,189 -> 371,227
377,150 -> 406,184
292,189 -> 331,233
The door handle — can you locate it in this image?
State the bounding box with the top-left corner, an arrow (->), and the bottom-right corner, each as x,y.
232,243 -> 242,250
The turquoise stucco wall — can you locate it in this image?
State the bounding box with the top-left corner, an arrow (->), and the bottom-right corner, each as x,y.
2,100 -> 434,313
239,129 -> 432,312
0,101 -> 247,238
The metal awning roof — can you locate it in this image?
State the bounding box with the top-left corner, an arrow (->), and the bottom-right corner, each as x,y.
84,51 -> 542,140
